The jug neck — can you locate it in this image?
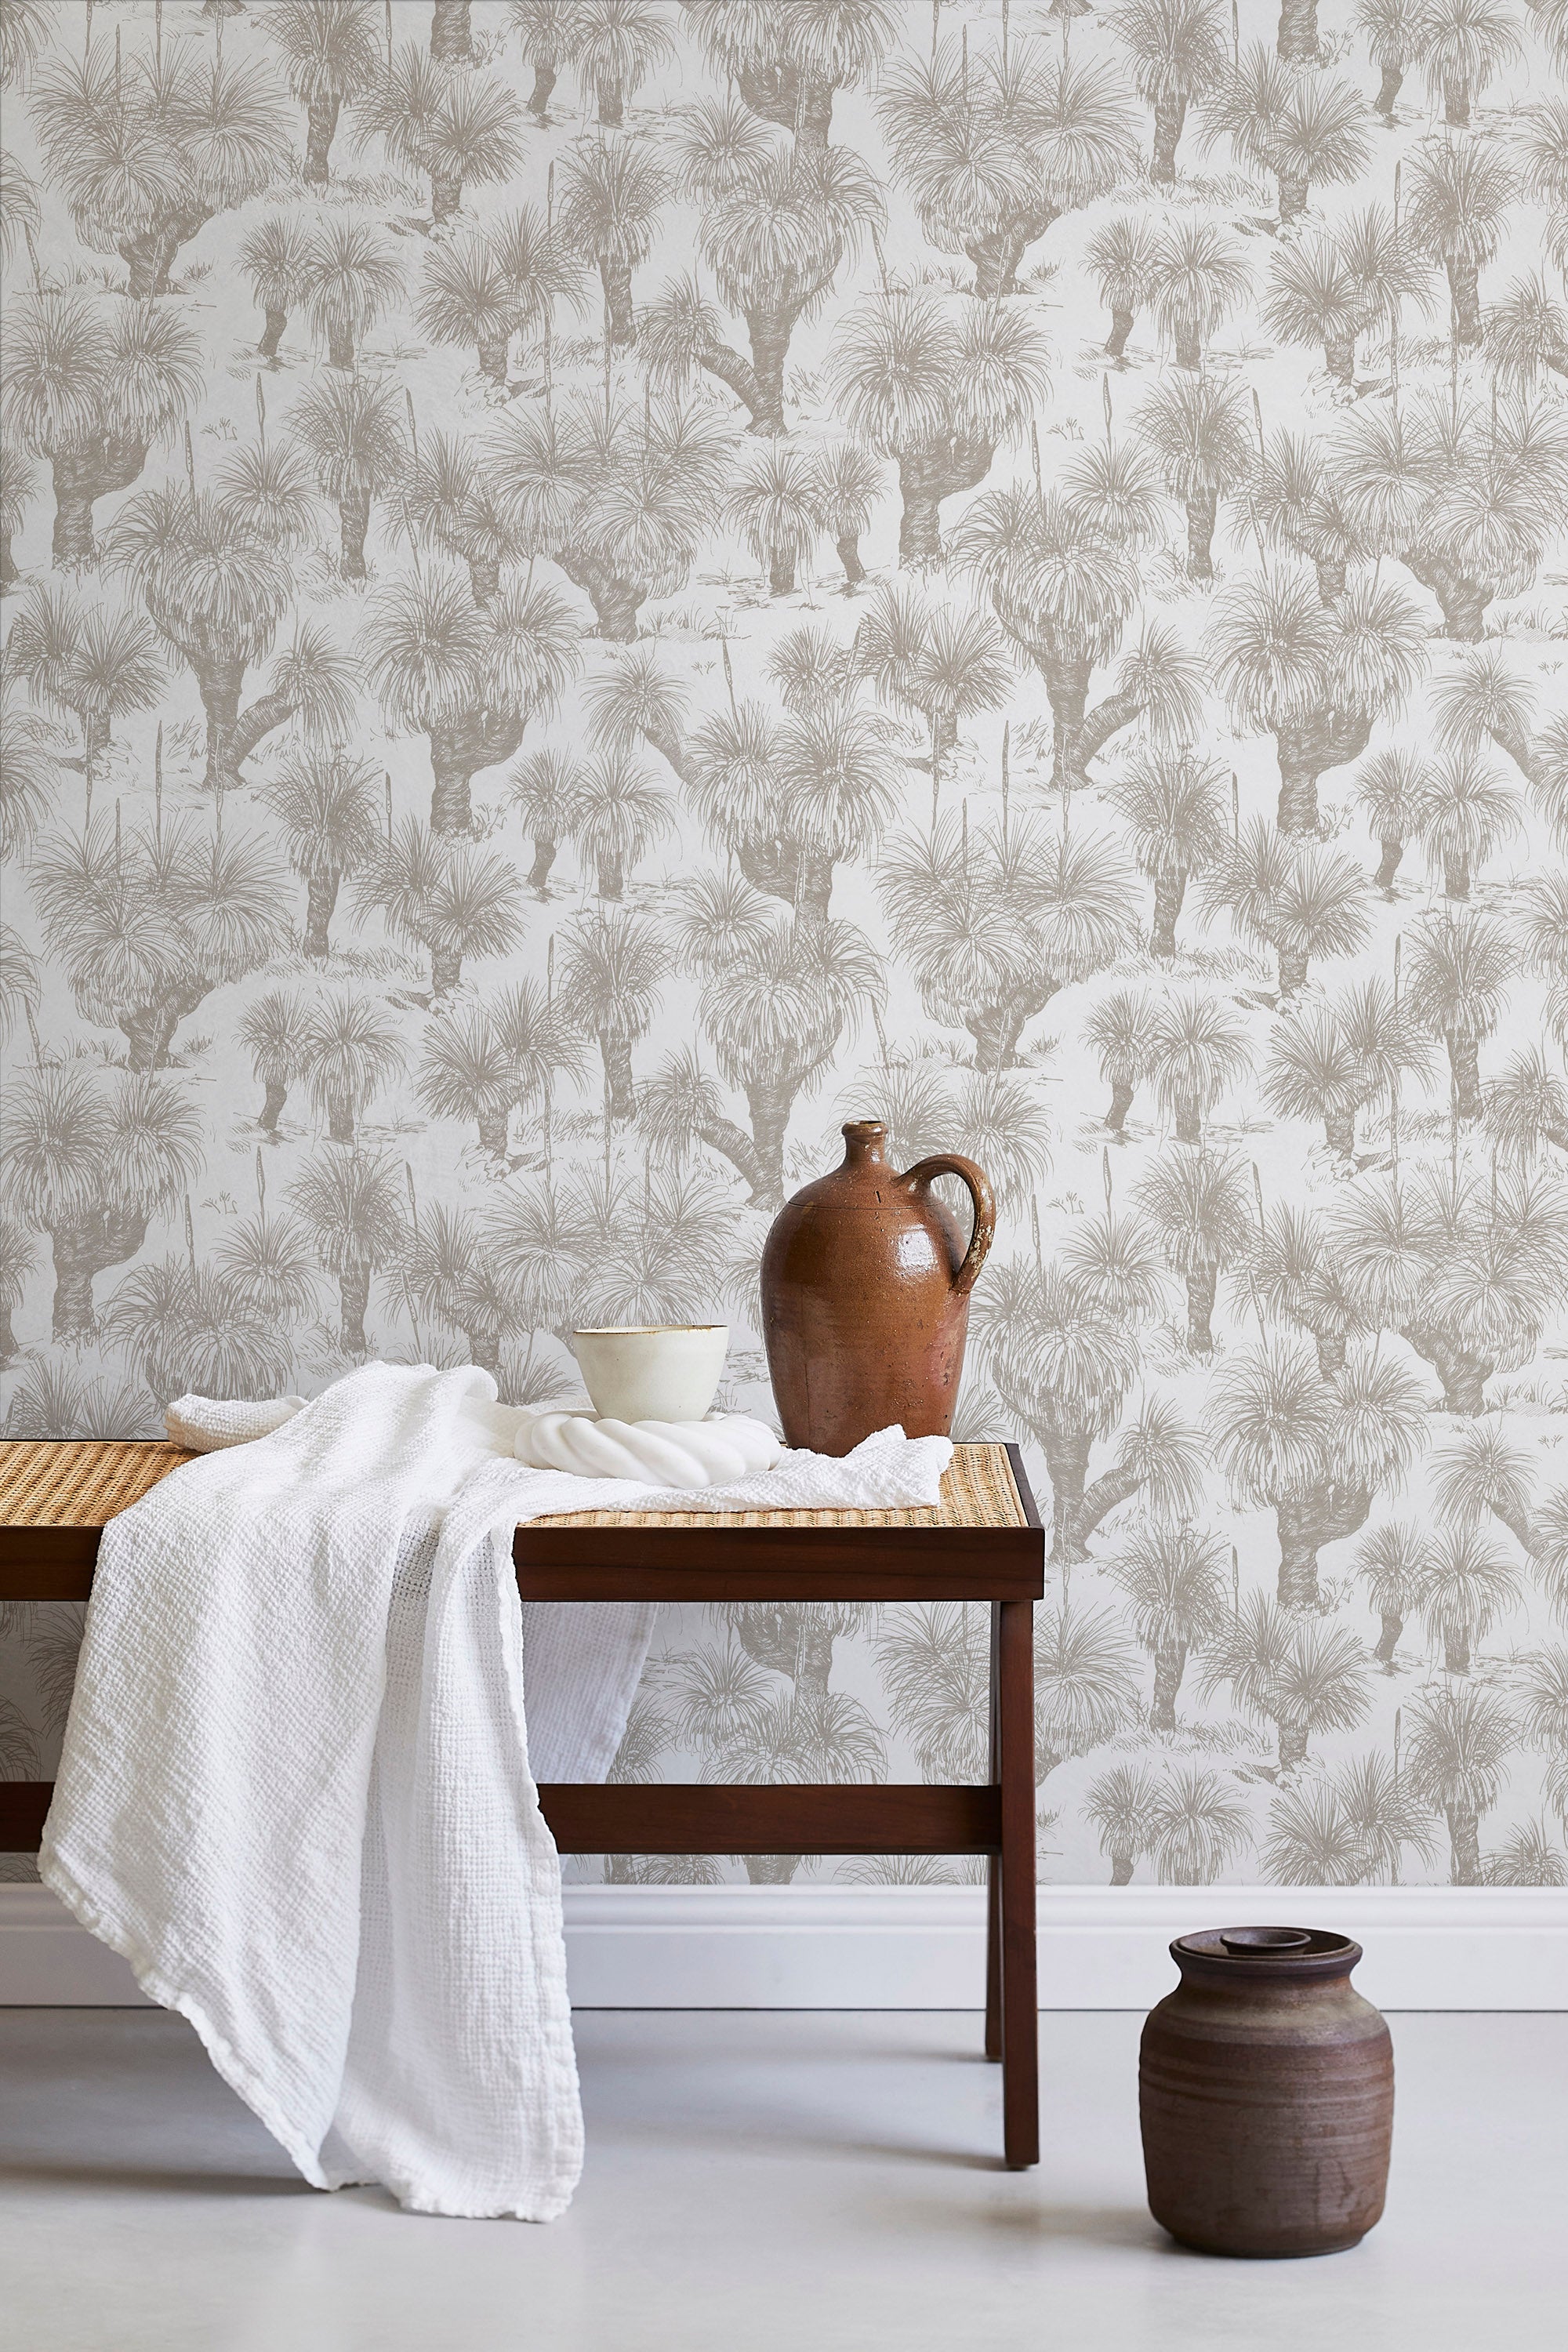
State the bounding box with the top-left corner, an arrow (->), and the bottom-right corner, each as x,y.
840,1121 -> 891,1170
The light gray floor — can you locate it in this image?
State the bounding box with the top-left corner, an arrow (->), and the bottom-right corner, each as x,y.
0,2008 -> 1562,2352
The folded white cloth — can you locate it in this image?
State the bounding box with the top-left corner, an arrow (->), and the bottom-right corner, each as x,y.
165,1394 -> 308,1449
42,1366 -> 953,2220
514,1410 -> 782,1484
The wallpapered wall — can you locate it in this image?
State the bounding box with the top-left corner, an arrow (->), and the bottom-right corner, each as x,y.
5,0 -> 1568,1893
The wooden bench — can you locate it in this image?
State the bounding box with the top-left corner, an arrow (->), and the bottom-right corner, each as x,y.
0,1437 -> 1044,2169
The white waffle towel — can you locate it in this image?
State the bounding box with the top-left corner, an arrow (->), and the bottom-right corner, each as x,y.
42,1363 -> 953,2219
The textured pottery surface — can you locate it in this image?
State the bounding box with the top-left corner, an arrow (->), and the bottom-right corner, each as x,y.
1139,1926 -> 1394,2259
760,1123 -> 995,1457
570,1327 -> 729,1426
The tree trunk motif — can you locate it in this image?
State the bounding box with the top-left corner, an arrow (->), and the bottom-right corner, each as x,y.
430,170 -> 463,225
601,1030 -> 637,1122
601,256 -> 635,347
1276,1482 -> 1372,1610
1151,868 -> 1187,959
734,58 -> 833,152
304,93 -> 339,187
1401,548 -> 1490,641
1277,0 -> 1319,62
1152,93 -> 1187,186
1151,1639 -> 1188,1734
527,835 -> 557,894
1446,256 -> 1483,349
1105,303 -> 1137,361
1038,649 -> 1094,790
339,485 -> 372,579
0,1305 -> 16,1363
597,854 -> 625,901
339,1261 -> 372,1355
1278,169 -> 1311,225
1375,835 -> 1403,891
47,1207 -> 150,1342
0,520 -> 17,587
1374,1608 -> 1403,1665
1446,1804 -> 1483,1886
1071,684 -> 1145,782
556,546 -> 644,640
1403,1323 -> 1491,1415
741,1079 -> 793,1209
303,872 -> 339,960
835,528 -> 865,590
1443,78 -> 1469,130
1446,1032 -> 1483,1122
326,1094 -> 355,1145
327,323 -> 355,372
967,1001 -> 1031,1073
743,1854 -> 805,1884
597,79 -> 624,128
895,435 -> 994,567
1278,942 -> 1310,996
1185,488 -> 1218,580
967,205 -> 1054,299
49,437 -> 149,569
193,649 -> 249,791
430,945 -> 463,993
1174,325 -> 1201,371
768,547 -> 796,598
1324,1105 -> 1356,1158
477,328 -> 510,385
1041,1425 -> 1094,1563
260,1076 -> 289,1131
1185,1261 -> 1218,1353
428,705 -> 528,835
1375,64 -> 1403,122
1277,1715 -> 1310,1772
1324,332 -> 1356,387
1443,1628 -> 1472,1675
431,1 -> 472,62
1105,1076 -> 1136,1132
476,1103 -> 510,1163
1276,707 -> 1374,836
118,205 -> 209,299
120,978 -> 208,1071
260,305 -> 288,361
528,63 -> 557,118
1443,854 -> 1470,902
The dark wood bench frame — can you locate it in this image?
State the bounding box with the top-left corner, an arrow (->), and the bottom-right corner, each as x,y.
0,1443 -> 1044,2170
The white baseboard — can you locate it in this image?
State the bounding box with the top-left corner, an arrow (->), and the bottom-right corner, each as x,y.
3,1883 -> 1565,2009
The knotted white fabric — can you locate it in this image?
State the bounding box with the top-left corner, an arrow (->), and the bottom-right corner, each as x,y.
514,1409 -> 782,1484
42,1363 -> 953,2220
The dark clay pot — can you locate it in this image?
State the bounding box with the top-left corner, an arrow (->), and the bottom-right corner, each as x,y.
760,1121 -> 995,1456
1139,1926 -> 1394,2259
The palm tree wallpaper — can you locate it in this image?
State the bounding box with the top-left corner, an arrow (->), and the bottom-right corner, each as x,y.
4,0 -> 1568,1894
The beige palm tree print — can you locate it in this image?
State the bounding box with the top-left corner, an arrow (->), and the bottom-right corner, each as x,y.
4,0 -> 1568,1893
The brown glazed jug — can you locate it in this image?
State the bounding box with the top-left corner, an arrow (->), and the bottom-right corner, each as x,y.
1139,1926 -> 1394,2259
760,1121 -> 995,1456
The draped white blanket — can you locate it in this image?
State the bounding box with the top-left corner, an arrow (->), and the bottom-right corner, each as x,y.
42,1363 -> 953,2219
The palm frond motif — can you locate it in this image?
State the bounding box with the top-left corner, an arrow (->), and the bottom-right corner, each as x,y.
1404,1677 -> 1513,1882
29,42 -> 291,297
877,38 -> 1140,299
351,44 -> 524,225
1106,1516 -> 1231,1730
1200,42 -> 1372,224
6,0 -> 1568,1889
260,0 -> 383,186
1201,1591 -> 1374,1772
1108,0 -> 1230,183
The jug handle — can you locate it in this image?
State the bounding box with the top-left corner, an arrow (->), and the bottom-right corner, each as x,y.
899,1155 -> 996,1300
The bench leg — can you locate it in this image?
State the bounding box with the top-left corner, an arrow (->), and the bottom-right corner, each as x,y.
995,1597 -> 1038,2170
984,1857 -> 1002,2061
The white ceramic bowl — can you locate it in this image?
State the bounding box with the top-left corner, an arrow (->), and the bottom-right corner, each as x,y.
571,1325 -> 729,1425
